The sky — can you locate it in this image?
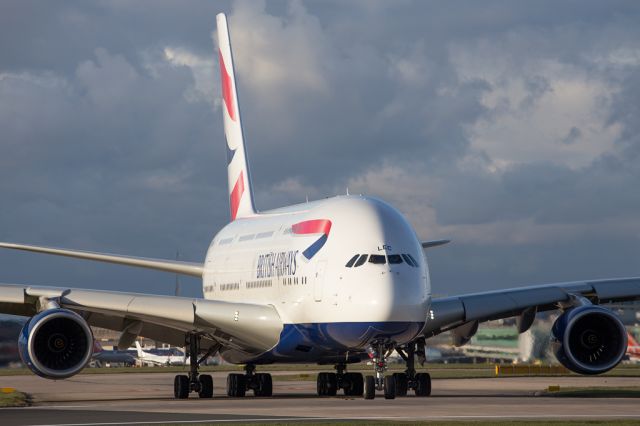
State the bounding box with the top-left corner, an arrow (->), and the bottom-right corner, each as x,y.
1,0 -> 639,299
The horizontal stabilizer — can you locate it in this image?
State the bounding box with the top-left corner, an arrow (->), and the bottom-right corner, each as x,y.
0,242 -> 204,277
421,239 -> 451,249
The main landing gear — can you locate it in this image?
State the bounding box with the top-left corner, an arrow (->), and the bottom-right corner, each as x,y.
393,339 -> 431,397
227,364 -> 273,397
174,333 -> 217,399
316,363 -> 364,397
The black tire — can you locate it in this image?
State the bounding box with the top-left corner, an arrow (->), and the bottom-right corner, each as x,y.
343,372 -> 364,396
226,373 -> 246,397
317,372 -> 326,396
254,373 -> 272,397
414,372 -> 431,397
198,374 -> 213,398
325,372 -> 337,396
392,372 -> 408,396
383,375 -> 396,399
174,374 -> 189,399
363,375 -> 376,400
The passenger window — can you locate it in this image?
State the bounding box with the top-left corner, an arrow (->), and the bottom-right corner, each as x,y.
387,254 -> 403,264
407,254 -> 420,267
368,254 -> 386,264
345,254 -> 359,267
402,254 -> 415,267
354,254 -> 368,267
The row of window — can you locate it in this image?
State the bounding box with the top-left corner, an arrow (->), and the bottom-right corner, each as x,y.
283,276 -> 308,286
345,253 -> 420,268
220,282 -> 240,291
203,276 -> 309,293
246,279 -> 273,289
217,230 -> 281,245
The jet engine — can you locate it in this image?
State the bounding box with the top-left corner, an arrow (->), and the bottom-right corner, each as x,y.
18,308 -> 93,379
551,305 -> 627,375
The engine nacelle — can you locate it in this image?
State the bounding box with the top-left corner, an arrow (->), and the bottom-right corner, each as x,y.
551,305 -> 627,375
18,308 -> 93,379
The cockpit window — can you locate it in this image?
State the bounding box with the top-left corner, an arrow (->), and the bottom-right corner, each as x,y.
387,254 -> 403,264
368,254 -> 386,264
345,254 -> 359,267
354,254 -> 368,267
402,254 -> 415,267
407,254 -> 419,267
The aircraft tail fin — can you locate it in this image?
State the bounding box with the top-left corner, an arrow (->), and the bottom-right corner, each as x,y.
216,13 -> 256,221
628,331 -> 639,348
134,341 -> 144,358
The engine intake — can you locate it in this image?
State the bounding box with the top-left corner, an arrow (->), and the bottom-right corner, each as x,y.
551,305 -> 627,375
18,308 -> 93,379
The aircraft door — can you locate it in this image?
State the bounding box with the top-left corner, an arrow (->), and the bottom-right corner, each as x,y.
313,260 -> 326,302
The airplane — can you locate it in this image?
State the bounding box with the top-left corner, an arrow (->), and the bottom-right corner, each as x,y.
1,12 -> 640,400
91,341 -> 137,367
134,341 -> 189,366
627,332 -> 640,362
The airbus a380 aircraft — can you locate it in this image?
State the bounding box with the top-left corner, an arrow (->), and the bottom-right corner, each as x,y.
1,13 -> 640,400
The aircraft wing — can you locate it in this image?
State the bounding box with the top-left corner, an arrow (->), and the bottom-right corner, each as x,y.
0,283 -> 282,355
0,242 -> 204,277
424,277 -> 640,345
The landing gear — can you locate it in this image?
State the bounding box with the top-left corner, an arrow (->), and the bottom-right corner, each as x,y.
363,342 -> 396,400
316,364 -> 364,397
394,339 -> 431,397
173,333 -> 216,399
226,364 -> 273,397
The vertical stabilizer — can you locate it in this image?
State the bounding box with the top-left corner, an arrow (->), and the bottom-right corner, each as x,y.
216,13 -> 257,220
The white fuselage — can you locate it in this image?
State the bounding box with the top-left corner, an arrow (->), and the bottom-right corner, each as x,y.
202,195 -> 430,355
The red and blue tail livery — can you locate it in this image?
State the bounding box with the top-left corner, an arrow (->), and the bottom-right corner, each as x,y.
292,219 -> 332,260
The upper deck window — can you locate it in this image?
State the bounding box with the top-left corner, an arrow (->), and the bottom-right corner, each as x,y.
387,254 -> 403,264
345,254 -> 359,267
368,254 -> 386,264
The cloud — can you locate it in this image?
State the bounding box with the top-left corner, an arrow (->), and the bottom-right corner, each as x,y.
1,0 -> 640,297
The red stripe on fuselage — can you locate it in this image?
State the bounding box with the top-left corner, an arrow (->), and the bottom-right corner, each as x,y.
218,50 -> 236,121
230,171 -> 244,220
292,219 -> 332,236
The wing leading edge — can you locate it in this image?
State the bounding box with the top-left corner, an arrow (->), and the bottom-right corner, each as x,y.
425,276 -> 640,342
0,283 -> 283,355
0,242 -> 204,277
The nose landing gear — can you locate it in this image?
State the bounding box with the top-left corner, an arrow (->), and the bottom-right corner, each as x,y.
363,342 -> 396,400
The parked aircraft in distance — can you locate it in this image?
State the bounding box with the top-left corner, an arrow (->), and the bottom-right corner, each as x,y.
1,13 -> 639,400
134,341 -> 188,366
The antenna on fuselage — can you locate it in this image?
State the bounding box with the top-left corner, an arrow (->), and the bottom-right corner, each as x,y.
346,187 -> 350,196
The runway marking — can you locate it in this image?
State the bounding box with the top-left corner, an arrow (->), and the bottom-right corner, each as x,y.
35,413 -> 640,426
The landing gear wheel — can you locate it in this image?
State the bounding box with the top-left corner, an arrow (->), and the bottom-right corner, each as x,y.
383,375 -> 396,399
198,374 -> 213,398
363,375 -> 376,400
392,373 -> 408,396
227,373 -> 247,397
317,372 -> 338,396
415,372 -> 431,397
174,374 -> 189,399
343,372 -> 364,396
254,373 -> 272,397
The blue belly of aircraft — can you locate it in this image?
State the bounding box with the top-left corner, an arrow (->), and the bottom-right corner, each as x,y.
221,321 -> 425,364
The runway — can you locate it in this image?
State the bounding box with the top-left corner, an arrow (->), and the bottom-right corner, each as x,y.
2,371 -> 640,425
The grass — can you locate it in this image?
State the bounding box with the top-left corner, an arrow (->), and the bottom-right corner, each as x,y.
542,386 -> 640,398
0,389 -> 29,407
163,422 -> 640,426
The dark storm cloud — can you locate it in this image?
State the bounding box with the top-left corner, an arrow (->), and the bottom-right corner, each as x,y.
1,0 -> 639,297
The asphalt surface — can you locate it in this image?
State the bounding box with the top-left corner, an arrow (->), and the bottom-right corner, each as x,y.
2,371 -> 640,425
